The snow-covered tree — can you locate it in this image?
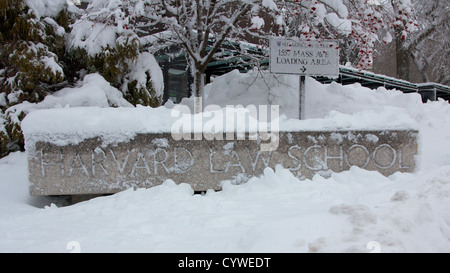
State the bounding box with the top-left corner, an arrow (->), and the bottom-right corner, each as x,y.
147,0 -> 270,113
274,0 -> 418,70
138,0 -> 417,112
67,1 -> 416,113
400,0 -> 449,84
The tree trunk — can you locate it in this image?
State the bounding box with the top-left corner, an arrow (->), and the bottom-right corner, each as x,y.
396,36 -> 410,81
192,65 -> 205,114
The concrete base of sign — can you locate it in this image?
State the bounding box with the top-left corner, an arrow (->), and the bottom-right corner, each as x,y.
27,130 -> 418,196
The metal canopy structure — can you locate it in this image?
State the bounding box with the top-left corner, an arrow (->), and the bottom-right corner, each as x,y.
315,67 -> 417,92
314,66 -> 450,102
418,83 -> 450,102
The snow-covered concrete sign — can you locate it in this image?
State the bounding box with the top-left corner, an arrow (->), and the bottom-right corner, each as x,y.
27,130 -> 418,196
269,38 -> 339,77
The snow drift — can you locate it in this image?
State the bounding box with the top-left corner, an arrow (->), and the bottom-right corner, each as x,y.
2,70 -> 450,252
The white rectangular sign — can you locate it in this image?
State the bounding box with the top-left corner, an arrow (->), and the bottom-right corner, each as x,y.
269,38 -> 339,77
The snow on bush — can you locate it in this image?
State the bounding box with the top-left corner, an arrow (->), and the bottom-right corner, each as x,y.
66,1 -> 163,107
7,73 -> 132,129
122,52 -> 165,105
0,0 -> 70,157
67,20 -> 118,56
25,0 -> 67,19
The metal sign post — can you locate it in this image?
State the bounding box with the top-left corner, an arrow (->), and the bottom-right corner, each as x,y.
299,75 -> 306,120
298,76 -> 306,119
269,38 -> 339,119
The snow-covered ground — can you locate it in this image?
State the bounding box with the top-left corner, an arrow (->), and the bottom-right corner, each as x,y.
1,70 -> 450,253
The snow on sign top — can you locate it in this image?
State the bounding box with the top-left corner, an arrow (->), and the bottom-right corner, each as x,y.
269,38 -> 339,78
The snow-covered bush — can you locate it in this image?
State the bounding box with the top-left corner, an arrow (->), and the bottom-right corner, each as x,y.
66,0 -> 164,107
122,52 -> 164,107
0,0 -> 165,157
0,0 -> 68,97
0,0 -> 70,157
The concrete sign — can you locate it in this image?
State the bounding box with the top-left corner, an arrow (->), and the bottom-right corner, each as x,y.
269,38 -> 339,77
27,130 -> 418,196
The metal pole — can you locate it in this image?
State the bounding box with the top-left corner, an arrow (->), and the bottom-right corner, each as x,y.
299,75 -> 306,120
